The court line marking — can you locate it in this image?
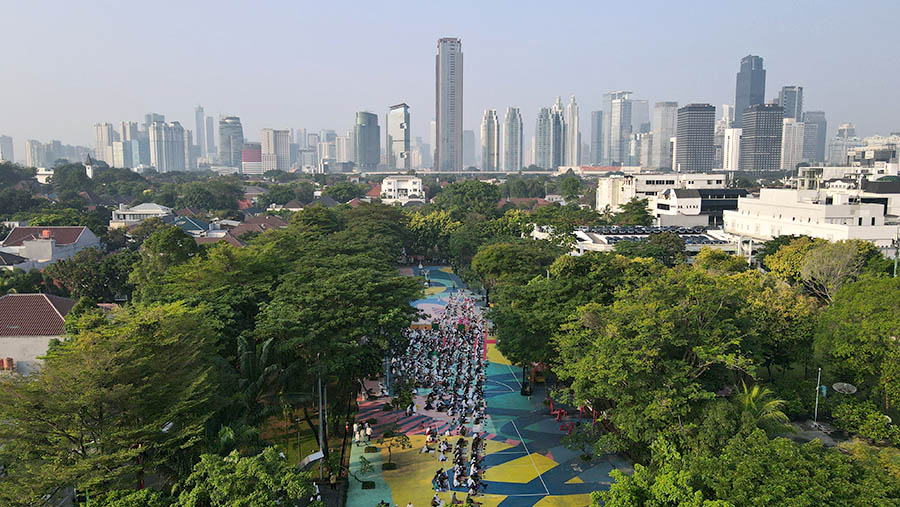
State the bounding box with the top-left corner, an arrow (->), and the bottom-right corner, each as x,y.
509,419 -> 550,496
505,362 -> 523,389
486,379 -> 516,392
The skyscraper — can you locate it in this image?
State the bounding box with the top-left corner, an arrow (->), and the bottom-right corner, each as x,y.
94,122 -> 114,162
119,121 -> 139,141
734,55 -> 766,128
608,95 -> 632,165
354,111 -> 380,171
25,140 -> 46,167
195,106 -> 206,157
740,104 -> 784,173
565,96 -> 580,166
723,128 -> 742,171
0,135 -> 14,162
602,91 -> 630,163
651,102 -> 678,168
143,113 -> 165,131
675,104 -> 716,173
630,99 -> 650,134
480,109 -> 500,172
183,129 -> 196,170
387,103 -> 411,170
550,97 -> 566,169
435,37 -> 463,172
535,108 -> 552,170
218,117 -> 244,168
463,130 -> 475,168
778,86 -> 803,120
205,116 -> 216,158
148,121 -> 186,173
780,118 -> 806,170
261,128 -> 291,172
590,111 -> 603,165
502,107 -> 523,172
801,123 -> 820,163
802,111 -> 827,162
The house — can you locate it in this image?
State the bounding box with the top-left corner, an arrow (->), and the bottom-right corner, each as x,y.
194,232 -> 245,248
164,216 -> 210,237
244,215 -> 289,228
380,176 -> 425,204
0,251 -> 29,271
307,195 -> 339,207
283,200 -> 304,211
0,226 -> 100,269
242,186 -> 268,202
109,202 -> 174,229
366,184 -> 382,200
0,294 -> 76,375
652,188 -> 748,227
175,207 -> 207,217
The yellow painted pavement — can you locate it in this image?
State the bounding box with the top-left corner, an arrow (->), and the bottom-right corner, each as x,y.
531,493 -> 593,507
486,343 -> 512,366
485,452 -> 558,484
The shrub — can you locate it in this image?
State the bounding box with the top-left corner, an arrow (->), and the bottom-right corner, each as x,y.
365,446 -> 378,453
382,462 -> 398,470
362,481 -> 376,489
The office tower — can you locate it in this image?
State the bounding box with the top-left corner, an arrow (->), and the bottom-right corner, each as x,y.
827,123 -> 863,165
205,116 -> 216,157
148,121 -> 186,172
801,123 -> 819,163
565,96 -> 580,166
802,111 -> 827,162
734,55 -> 766,128
218,116 -> 244,168
387,103 -> 411,170
740,104 -> 784,173
502,107 -> 523,172
590,111 -> 603,165
636,132 -> 652,166
25,140 -> 46,167
184,129 -> 196,170
723,128 -> 742,171
354,112 -> 380,170
480,109 -> 500,172
429,120 -> 436,153
535,108 -> 552,169
241,142 -> 262,175
603,91 -> 632,164
462,130 -> 475,168
318,140 -> 337,173
778,86 -> 803,120
781,118 -> 806,170
630,99 -> 650,134
675,104 -> 716,173
194,106 -> 206,157
720,104 -> 735,126
550,97 -> 566,169
435,37 -> 463,172
119,121 -> 139,142
0,135 -> 13,162
94,122 -> 114,161
261,128 -> 291,172
651,102 -> 678,168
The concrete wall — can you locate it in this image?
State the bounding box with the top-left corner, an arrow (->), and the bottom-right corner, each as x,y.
0,335 -> 56,375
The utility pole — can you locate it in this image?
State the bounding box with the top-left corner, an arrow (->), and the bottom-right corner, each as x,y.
813,367 -> 822,425
318,355 -> 324,481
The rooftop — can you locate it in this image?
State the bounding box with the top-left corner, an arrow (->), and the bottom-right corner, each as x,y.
2,226 -> 87,247
0,294 -> 76,336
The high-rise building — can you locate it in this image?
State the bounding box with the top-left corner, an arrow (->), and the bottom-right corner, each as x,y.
205,116 -> 216,158
675,104 -> 716,173
0,135 -> 13,162
565,96 -> 580,166
337,133 -> 355,164
387,103 -> 411,170
241,142 -> 262,175
463,130 -> 475,168
94,122 -> 114,162
120,121 -> 139,141
535,108 -> 552,170
25,140 -> 45,167
549,97 -> 566,169
261,128 -> 291,172
184,129 -> 196,170
218,116 -> 244,168
354,112 -> 380,171
148,121 -> 186,173
781,118 -> 806,170
143,113 -> 165,131
827,123 -> 864,165
802,111 -> 827,162
651,102 -> 678,168
194,106 -> 206,157
635,132 -> 652,166
590,111 -> 603,165
779,86 -> 803,120
109,140 -> 140,169
734,55 -> 766,128
435,37 -> 463,172
801,123 -> 819,163
740,104 -> 784,173
480,109 -> 500,172
723,128 -> 742,171
502,107 -> 523,172
604,91 -> 632,165
630,99 -> 650,134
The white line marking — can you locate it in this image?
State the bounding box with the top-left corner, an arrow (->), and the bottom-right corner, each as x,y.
505,362 -> 523,389
486,379 -> 515,392
509,420 -> 550,495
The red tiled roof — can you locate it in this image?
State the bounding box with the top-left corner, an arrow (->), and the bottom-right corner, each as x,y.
2,227 -> 86,247
366,184 -> 381,198
229,223 -> 266,238
175,207 -> 206,217
244,215 -> 288,228
237,199 -> 253,210
348,198 -> 361,208
497,198 -> 552,209
194,233 -> 245,248
0,294 -> 76,336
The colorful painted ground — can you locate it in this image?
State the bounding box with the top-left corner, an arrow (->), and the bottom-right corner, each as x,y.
347,267 -> 628,507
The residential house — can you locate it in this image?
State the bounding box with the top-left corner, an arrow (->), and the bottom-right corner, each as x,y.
0,226 -> 100,269
109,202 -> 174,228
0,294 -> 76,375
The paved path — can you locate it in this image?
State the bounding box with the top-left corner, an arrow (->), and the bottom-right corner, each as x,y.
346,267 -> 627,507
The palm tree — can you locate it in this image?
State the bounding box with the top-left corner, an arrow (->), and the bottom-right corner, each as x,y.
735,382 -> 793,435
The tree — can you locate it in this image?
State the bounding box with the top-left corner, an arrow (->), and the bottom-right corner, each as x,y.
763,235 -> 824,283
611,197 -> 653,226
614,231 -> 686,267
433,179 -> 502,218
754,235 -> 808,268
44,248 -> 138,301
734,382 -> 792,436
376,424 -> 412,468
322,181 -> 367,203
694,247 -> 748,273
558,176 -> 581,202
0,303 -> 221,503
800,239 -> 884,302
470,240 -> 562,289
129,225 -> 200,302
260,184 -> 298,206
172,447 -> 314,507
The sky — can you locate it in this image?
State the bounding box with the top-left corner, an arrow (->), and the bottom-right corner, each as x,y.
3,0 -> 900,159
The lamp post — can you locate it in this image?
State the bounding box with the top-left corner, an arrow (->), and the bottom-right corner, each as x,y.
813,367 -> 822,425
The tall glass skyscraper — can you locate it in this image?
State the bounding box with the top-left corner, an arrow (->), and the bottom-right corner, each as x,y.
535,108 -> 552,170
502,107 -> 523,172
740,104 -> 784,173
480,109 -> 499,172
675,104 -> 716,173
205,116 -> 216,158
565,96 -> 580,166
387,103 -> 410,170
354,111 -> 380,170
435,38 -> 463,171
550,97 -> 566,169
218,117 -> 244,168
652,102 -> 678,169
734,55 -> 766,128
607,93 -> 632,165
802,111 -> 827,162
778,86 -> 803,120
590,111 -> 603,165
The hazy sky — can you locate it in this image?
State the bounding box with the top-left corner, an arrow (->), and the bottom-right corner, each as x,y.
4,0 -> 900,158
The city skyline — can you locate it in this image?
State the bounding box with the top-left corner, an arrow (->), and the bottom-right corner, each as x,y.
3,1 -> 900,161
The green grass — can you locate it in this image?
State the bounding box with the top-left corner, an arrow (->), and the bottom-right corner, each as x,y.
272,430 -> 320,465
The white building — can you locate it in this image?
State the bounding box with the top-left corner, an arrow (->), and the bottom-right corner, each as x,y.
0,135 -> 13,162
480,109 -> 500,171
380,175 -> 424,204
723,128 -> 742,171
781,118 -> 806,171
502,107 -> 523,172
109,202 -> 174,228
148,121 -> 186,172
94,122 -> 115,162
0,227 -> 100,269
435,38 -> 463,172
596,172 -> 727,212
565,96 -> 580,166
723,188 -> 900,249
261,128 -> 291,173
651,102 -> 678,168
